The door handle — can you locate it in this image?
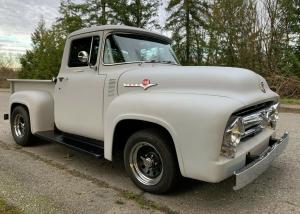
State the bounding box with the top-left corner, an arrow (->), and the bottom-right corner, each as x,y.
58,77 -> 68,82
58,77 -> 64,82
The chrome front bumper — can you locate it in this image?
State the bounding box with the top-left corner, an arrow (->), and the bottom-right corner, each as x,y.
233,132 -> 288,190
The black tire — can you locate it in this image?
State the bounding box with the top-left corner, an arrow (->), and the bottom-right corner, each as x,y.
10,106 -> 34,146
124,128 -> 179,194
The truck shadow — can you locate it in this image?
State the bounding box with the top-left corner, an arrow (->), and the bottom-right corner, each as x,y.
1,136 -> 291,213
33,138 -> 236,196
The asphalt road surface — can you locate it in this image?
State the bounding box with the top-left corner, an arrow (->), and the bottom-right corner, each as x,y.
0,91 -> 299,214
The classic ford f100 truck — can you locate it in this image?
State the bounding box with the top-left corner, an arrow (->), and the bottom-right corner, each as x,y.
4,25 -> 288,194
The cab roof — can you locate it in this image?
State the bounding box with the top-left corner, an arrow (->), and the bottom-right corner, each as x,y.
68,25 -> 172,43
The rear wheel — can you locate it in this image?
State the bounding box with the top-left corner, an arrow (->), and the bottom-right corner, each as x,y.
124,129 -> 179,194
10,106 -> 34,146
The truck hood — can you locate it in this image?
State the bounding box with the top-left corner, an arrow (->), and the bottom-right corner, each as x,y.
117,65 -> 278,106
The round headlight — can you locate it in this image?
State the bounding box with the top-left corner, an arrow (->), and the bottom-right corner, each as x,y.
268,103 -> 279,129
225,117 -> 245,147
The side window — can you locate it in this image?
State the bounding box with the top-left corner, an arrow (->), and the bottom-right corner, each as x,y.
68,36 -> 100,67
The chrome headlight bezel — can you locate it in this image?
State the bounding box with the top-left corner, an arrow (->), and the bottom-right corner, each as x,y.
221,102 -> 279,158
267,103 -> 279,129
221,117 -> 245,158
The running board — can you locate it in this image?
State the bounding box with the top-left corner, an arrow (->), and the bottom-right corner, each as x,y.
35,131 -> 104,159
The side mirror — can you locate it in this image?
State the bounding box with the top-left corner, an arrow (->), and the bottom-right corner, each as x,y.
78,51 -> 89,63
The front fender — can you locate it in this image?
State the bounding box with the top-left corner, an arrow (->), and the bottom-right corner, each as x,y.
104,92 -> 243,179
9,91 -> 54,133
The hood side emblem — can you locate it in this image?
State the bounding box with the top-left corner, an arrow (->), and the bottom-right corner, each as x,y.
124,79 -> 158,90
259,81 -> 266,93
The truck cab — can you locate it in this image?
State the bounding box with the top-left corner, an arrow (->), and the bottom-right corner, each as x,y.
5,25 -> 288,194
54,26 -> 177,141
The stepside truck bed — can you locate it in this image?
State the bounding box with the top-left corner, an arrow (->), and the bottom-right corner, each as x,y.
8,79 -> 55,95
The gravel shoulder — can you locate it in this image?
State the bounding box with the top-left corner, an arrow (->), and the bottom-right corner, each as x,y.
0,91 -> 299,214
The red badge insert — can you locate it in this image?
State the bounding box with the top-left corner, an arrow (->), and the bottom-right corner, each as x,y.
142,79 -> 150,86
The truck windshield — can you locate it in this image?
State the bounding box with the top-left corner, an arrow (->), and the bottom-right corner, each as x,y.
103,34 -> 179,65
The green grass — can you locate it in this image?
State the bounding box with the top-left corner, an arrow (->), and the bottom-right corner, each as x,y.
120,190 -> 160,210
280,98 -> 300,105
0,197 -> 20,214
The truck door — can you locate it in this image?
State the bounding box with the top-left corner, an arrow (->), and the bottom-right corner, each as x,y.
54,34 -> 106,140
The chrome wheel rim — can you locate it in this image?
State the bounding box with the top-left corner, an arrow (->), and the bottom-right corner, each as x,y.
13,114 -> 25,138
129,142 -> 163,186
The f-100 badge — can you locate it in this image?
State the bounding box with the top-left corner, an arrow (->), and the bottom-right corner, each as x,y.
124,79 -> 157,90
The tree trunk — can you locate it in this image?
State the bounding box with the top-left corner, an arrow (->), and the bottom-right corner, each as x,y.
101,0 -> 107,25
136,0 -> 141,27
185,0 -> 191,64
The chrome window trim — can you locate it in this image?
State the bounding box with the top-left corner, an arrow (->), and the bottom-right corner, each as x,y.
67,35 -> 100,69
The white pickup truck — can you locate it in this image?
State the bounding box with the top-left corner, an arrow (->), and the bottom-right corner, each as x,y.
4,25 -> 288,194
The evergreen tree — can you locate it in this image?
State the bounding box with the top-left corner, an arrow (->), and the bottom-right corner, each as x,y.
19,18 -> 63,79
260,0 -> 300,77
111,0 -> 160,28
86,0 -> 108,25
56,0 -> 85,35
278,0 -> 300,77
81,0 -> 116,25
206,0 -> 260,68
18,0 -> 300,88
165,0 -> 209,65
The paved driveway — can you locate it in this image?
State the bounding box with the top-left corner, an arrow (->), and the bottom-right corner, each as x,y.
0,91 -> 299,214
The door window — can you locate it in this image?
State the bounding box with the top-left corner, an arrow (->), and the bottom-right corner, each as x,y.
68,36 -> 100,67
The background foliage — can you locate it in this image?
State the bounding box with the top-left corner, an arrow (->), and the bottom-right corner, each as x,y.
18,0 -> 300,97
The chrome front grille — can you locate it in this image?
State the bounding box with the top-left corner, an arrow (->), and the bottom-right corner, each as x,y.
221,101 -> 279,158
235,101 -> 273,117
241,110 -> 265,139
239,102 -> 276,140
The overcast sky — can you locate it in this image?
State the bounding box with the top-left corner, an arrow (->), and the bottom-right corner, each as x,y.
0,0 -> 167,66
0,0 -> 62,58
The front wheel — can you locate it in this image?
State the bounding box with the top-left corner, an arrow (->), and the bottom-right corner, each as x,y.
10,106 -> 34,146
124,129 -> 179,194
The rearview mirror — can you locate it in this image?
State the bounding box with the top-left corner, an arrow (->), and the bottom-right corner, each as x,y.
78,51 -> 89,63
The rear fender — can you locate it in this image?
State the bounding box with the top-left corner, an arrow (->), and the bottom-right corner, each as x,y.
9,91 -> 54,133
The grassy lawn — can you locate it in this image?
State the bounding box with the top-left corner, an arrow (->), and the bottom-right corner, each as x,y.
0,197 -> 20,214
280,98 -> 300,105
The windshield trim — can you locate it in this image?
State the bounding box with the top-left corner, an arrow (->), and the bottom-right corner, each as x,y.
101,32 -> 180,66
103,60 -> 180,66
